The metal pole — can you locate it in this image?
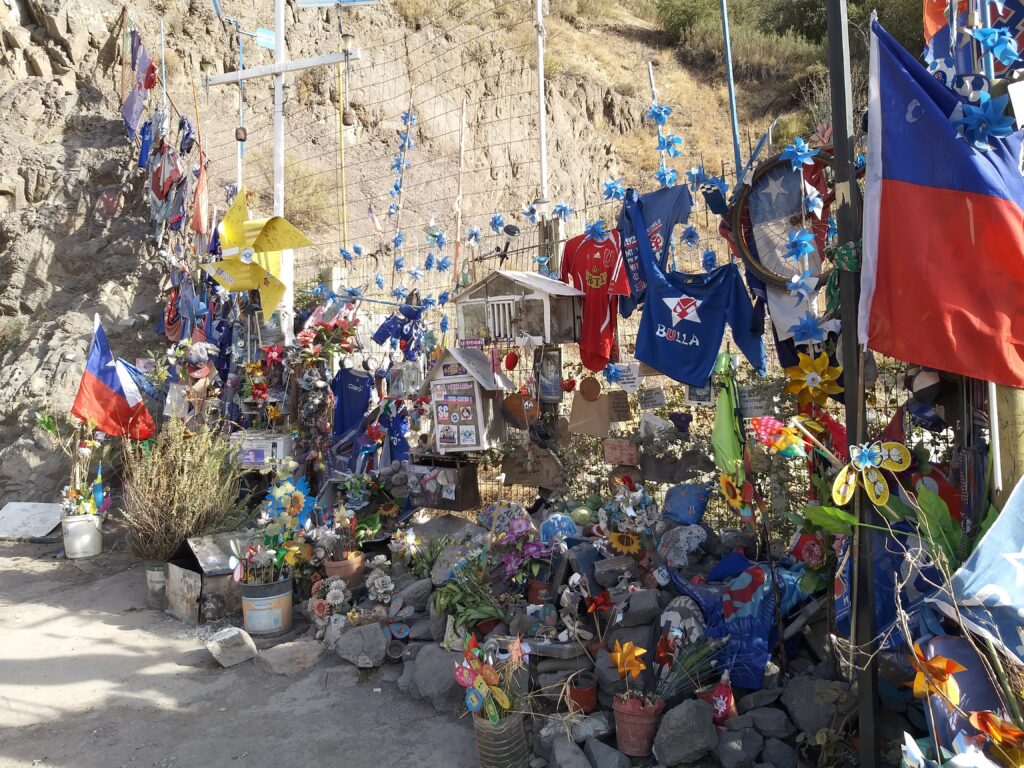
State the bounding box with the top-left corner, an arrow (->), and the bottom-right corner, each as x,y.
534,0 -> 549,203
453,97 -> 467,288
826,1 -> 875,766
718,0 -> 743,182
237,34 -> 245,191
273,0 -> 292,343
332,44 -> 348,294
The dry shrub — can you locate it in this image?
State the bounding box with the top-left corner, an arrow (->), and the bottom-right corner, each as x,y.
679,18 -> 823,82
122,419 -> 248,561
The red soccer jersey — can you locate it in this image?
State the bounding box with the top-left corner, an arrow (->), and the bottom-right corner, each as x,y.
561,231 -> 631,372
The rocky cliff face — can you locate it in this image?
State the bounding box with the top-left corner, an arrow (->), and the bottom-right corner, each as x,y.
0,0 -> 649,505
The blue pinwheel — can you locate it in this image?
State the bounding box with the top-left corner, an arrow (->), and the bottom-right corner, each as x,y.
392,285 -> 408,301
397,130 -> 415,151
392,231 -> 405,250
391,155 -> 409,173
584,219 -> 609,241
826,216 -> 837,240
389,178 -> 402,198
435,230 -> 447,250
805,189 -> 823,219
552,201 -> 573,221
401,110 -> 417,127
340,247 -> 354,263
654,164 -> 677,188
646,103 -> 672,126
489,213 -> 505,235
440,315 -> 450,333
603,178 -> 626,201
421,294 -> 437,310
686,163 -> 708,190
970,27 -> 1020,67
704,174 -> 729,197
436,255 -> 452,272
410,266 -> 424,283
375,273 -> 385,290
603,363 -> 622,384
951,91 -> 1016,151
353,243 -> 363,257
438,291 -> 451,307
783,228 -> 817,262
388,202 -> 399,217
657,132 -> 684,158
394,255 -> 405,272
343,286 -> 363,301
701,248 -> 716,272
786,269 -> 817,303
522,202 -> 539,224
424,252 -> 435,271
788,312 -> 826,345
780,137 -> 819,171
681,225 -> 700,248
467,226 -> 481,245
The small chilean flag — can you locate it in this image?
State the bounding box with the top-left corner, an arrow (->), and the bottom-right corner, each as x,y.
860,21 -> 1024,387
71,316 -> 156,440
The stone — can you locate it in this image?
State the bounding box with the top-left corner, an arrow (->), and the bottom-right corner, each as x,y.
334,623 -> 387,669
408,618 -> 433,640
394,578 -> 433,611
530,759 -> 548,768
205,626 -> 257,668
593,555 -> 635,588
570,711 -> 613,743
745,708 -> 795,739
566,542 -> 600,590
584,738 -> 630,768
537,718 -> 573,758
428,598 -> 447,640
413,644 -> 465,713
780,676 -> 853,734
256,637 -> 325,675
537,656 -> 594,674
593,649 -> 625,698
737,688 -> 782,713
761,738 -> 797,768
397,660 -> 420,698
604,622 -> 654,653
652,699 -> 717,766
725,714 -> 755,731
551,737 -> 590,768
380,663 -> 403,683
716,729 -> 764,768
322,614 -> 349,651
431,545 -> 468,585
762,661 -> 782,690
620,589 -> 661,627
538,670 -> 575,700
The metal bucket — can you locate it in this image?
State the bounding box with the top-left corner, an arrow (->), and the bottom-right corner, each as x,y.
144,561 -> 167,610
240,577 -> 294,636
61,514 -> 102,559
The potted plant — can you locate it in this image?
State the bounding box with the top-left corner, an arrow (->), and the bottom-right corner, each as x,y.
34,413 -> 110,560
567,670 -> 598,714
494,518 -> 556,604
610,640 -> 664,757
230,537 -> 305,637
121,419 -> 248,608
320,521 -> 366,588
432,561 -> 507,633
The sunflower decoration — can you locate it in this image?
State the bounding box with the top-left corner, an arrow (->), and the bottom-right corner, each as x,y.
784,351 -> 842,408
608,531 -> 643,556
610,639 -> 647,680
906,643 -> 966,708
378,502 -> 399,519
832,440 -> 911,507
719,474 -> 743,510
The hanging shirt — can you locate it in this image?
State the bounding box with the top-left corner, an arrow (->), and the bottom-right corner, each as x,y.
380,406 -> 410,465
137,121 -> 154,169
617,186 -> 694,317
331,368 -> 373,441
560,231 -> 630,372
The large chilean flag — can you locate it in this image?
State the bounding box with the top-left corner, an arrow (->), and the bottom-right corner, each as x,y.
860,21 -> 1024,387
71,316 -> 156,440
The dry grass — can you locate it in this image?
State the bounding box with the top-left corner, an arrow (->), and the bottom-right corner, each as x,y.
122,419 -> 249,561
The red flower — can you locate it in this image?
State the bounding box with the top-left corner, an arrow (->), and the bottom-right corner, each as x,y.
252,382 -> 269,401
619,475 -> 637,492
561,379 -> 577,392
586,590 -> 613,614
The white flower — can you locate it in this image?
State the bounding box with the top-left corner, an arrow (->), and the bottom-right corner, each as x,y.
326,587 -> 350,606
370,554 -> 390,571
366,570 -> 394,603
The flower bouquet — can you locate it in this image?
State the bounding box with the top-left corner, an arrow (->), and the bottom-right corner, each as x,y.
308,575 -> 352,632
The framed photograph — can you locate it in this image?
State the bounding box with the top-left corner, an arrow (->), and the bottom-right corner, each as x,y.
536,346 -> 563,404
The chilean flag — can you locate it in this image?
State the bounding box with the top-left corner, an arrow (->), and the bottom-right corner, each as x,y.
71,316 -> 156,440
860,21 -> 1024,387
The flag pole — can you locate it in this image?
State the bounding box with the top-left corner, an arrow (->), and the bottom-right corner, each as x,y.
825,1 -> 876,767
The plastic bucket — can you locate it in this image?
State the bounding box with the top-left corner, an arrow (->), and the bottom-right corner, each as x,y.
568,672 -> 598,714
473,712 -> 529,768
144,561 -> 167,610
62,514 -> 102,559
324,552 -> 365,589
240,577 -> 294,636
613,697 -> 665,757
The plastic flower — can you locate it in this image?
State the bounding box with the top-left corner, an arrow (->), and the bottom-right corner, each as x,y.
522,540 -> 550,560
552,202 -> 572,221
681,225 -> 700,247
266,404 -> 281,421
783,227 -> 817,262
654,164 -> 678,187
584,219 -> 609,241
969,711 -> 1024,749
610,640 -> 647,680
501,552 -> 524,579
655,633 -> 677,669
719,474 -> 743,509
833,440 -> 911,507
311,598 -> 332,620
951,91 -> 1016,151
603,178 -> 625,201
586,590 -> 613,614
645,103 -> 672,125
506,517 -> 531,540
788,311 -> 826,345
970,27 -> 1020,67
489,213 -> 505,235
608,531 -> 642,556
784,351 -> 843,408
780,137 -> 819,171
907,643 -> 966,708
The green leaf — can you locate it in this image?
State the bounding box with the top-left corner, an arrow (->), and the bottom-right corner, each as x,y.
973,504 -> 999,552
876,493 -> 913,523
915,486 -> 961,567
799,570 -> 826,594
803,505 -> 857,535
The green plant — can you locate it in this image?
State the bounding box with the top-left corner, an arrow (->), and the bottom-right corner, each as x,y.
656,635 -> 729,702
410,535 -> 450,580
122,419 -> 249,561
432,561 -> 506,630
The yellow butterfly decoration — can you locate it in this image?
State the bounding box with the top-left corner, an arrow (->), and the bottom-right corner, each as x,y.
609,640 -> 647,681
832,440 -> 911,507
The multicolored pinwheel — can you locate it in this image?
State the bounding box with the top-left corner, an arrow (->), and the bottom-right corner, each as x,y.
382,597 -> 414,640
455,647 -> 510,723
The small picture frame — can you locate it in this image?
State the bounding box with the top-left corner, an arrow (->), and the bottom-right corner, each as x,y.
536,346 -> 563,404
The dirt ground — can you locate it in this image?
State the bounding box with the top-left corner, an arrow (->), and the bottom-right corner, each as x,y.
0,541 -> 475,768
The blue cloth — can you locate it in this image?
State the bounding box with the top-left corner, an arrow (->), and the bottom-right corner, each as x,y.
137,121 -> 154,169
372,305 -> 426,361
617,186 -> 693,317
330,369 -> 373,441
663,483 -> 711,525
380,407 -> 410,464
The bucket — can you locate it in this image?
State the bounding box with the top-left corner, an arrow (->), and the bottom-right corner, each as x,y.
240,577 -> 294,636
568,672 -> 598,714
613,696 -> 665,757
144,561 -> 167,610
61,514 -> 103,559
324,552 -> 365,589
473,712 -> 529,768
386,639 -> 405,664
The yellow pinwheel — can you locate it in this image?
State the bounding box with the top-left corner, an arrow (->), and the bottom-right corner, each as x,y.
202,186 -> 313,314
784,351 -> 843,408
610,640 -> 647,681
907,643 -> 965,708
832,440 -> 911,507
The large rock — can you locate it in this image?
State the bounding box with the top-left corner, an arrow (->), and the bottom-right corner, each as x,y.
413,644 -> 464,712
745,707 -> 795,739
205,626 -> 257,668
737,688 -> 782,713
334,623 -> 387,669
537,718 -> 573,758
570,711 -> 613,743
653,699 -> 717,766
431,545 -> 469,585
761,737 -> 797,768
716,729 -> 764,768
397,660 -> 420,698
322,614 -> 349,651
780,676 -> 852,734
428,598 -> 447,640
620,589 -> 661,627
584,738 -> 630,768
593,649 -> 625,698
538,670 -> 575,700
551,737 -> 590,768
604,623 -> 654,653
394,578 -> 433,611
593,556 -> 635,588
725,714 -> 755,731
256,637 -> 325,675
